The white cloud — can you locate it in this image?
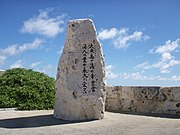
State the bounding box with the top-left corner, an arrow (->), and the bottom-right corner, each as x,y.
120,72 -> 180,81
171,75 -> 180,81
0,44 -> 18,57
158,75 -> 180,81
161,52 -> 172,60
151,58 -> 180,73
106,65 -> 157,81
36,64 -> 54,75
30,61 -> 42,68
121,72 -> 155,80
154,39 -> 179,54
98,27 -> 150,49
0,38 -> 43,56
21,9 -> 67,38
10,60 -> 24,69
151,39 -> 180,73
18,38 -> 44,52
105,64 -> 180,81
106,65 -> 119,79
149,39 -> 180,55
27,64 -> 55,77
122,71 -> 180,82
114,30 -> 150,49
137,59 -> 180,74
98,28 -> 118,40
136,38 -> 180,73
0,38 -> 44,65
0,56 -> 6,65
135,62 -> 151,70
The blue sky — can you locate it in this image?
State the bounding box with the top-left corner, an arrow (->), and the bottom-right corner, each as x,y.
0,0 -> 180,86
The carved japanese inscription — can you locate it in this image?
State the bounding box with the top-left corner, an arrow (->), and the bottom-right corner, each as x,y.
81,43 -> 97,94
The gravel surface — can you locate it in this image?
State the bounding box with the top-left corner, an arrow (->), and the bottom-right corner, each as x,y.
0,110 -> 180,135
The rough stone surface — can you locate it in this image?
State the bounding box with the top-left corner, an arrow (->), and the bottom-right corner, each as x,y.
54,19 -> 106,120
106,86 -> 180,115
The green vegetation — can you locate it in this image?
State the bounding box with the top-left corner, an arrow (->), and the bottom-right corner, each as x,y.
0,68 -> 55,110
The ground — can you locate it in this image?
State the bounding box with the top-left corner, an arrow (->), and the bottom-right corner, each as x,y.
0,110 -> 180,135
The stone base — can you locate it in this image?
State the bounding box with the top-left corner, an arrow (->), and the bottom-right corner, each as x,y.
53,95 -> 105,120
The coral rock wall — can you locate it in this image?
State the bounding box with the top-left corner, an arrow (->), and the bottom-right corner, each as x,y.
106,86 -> 180,115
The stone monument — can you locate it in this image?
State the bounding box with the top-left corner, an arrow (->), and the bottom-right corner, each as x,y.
53,19 -> 106,120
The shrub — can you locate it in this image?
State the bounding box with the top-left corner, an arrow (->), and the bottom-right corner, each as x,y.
0,68 -> 55,110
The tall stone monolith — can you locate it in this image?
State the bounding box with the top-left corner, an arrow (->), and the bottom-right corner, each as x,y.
53,19 -> 106,120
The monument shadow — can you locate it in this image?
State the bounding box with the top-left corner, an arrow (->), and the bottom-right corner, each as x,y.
107,110 -> 180,119
0,114 -> 95,129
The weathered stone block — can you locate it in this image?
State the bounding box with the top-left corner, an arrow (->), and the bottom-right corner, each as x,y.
122,87 -> 134,99
53,19 -> 106,120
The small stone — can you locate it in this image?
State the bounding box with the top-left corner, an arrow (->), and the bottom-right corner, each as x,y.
53,19 -> 106,120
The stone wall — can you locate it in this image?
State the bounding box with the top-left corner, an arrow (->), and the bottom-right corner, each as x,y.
105,86 -> 180,115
